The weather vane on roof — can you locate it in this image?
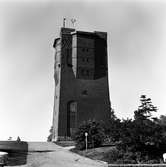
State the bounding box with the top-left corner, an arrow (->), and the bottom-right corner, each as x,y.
63,18 -> 66,27
63,18 -> 76,28
71,18 -> 76,27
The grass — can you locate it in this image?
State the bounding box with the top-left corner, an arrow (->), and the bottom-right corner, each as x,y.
71,146 -> 115,163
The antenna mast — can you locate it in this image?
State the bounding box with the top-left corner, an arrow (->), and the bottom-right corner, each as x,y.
63,18 -> 76,28
71,18 -> 76,27
63,18 -> 66,27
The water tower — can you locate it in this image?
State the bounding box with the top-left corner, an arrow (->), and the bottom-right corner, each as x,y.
52,27 -> 111,141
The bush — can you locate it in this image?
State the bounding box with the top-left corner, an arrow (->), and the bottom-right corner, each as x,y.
115,95 -> 166,163
103,148 -> 139,164
73,120 -> 105,150
103,148 -> 163,164
103,148 -> 123,163
47,126 -> 53,142
104,108 -> 122,143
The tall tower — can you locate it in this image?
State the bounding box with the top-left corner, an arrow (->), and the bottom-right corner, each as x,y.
52,27 -> 111,141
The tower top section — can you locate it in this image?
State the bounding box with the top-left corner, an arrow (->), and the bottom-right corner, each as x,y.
53,27 -> 107,48
61,27 -> 75,34
53,27 -> 108,80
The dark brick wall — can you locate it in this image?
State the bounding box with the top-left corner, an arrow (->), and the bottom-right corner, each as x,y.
53,28 -> 111,139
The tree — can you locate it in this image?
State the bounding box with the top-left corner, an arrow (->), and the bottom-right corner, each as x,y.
47,126 -> 53,142
73,120 -> 105,150
105,108 -> 121,142
134,95 -> 157,120
156,115 -> 166,126
117,95 -> 166,163
154,115 -> 166,141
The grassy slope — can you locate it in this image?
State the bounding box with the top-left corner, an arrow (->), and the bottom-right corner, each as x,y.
71,146 -> 115,163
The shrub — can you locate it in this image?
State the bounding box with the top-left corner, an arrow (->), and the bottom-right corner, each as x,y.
73,120 -> 105,150
103,148 -> 138,164
116,95 -> 166,163
103,148 -> 123,163
104,108 -> 122,143
47,126 -> 53,142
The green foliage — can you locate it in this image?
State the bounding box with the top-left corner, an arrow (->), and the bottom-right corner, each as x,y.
154,115 -> 166,142
156,115 -> 166,126
47,126 -> 53,142
116,95 -> 166,163
134,95 -> 157,120
103,148 -> 124,164
73,120 -> 105,150
73,95 -> 166,163
105,108 -> 121,142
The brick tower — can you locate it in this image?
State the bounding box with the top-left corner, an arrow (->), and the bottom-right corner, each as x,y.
52,27 -> 111,141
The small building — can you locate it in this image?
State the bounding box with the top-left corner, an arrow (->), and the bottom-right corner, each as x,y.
52,27 -> 111,141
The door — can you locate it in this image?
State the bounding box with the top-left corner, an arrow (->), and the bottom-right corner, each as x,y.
67,101 -> 77,137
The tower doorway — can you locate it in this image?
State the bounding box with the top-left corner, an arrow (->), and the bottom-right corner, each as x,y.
67,101 -> 77,137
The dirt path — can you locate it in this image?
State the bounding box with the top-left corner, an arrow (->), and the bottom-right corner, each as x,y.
5,142 -> 107,167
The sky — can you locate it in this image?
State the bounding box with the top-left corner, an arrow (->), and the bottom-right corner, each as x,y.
0,0 -> 166,141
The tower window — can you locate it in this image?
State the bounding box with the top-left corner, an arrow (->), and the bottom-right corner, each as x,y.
80,68 -> 91,76
82,48 -> 89,52
82,90 -> 88,95
82,58 -> 89,62
81,69 -> 85,75
70,102 -> 77,113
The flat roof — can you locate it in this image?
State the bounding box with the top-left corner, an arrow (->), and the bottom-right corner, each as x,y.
71,30 -> 107,38
71,30 -> 95,36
